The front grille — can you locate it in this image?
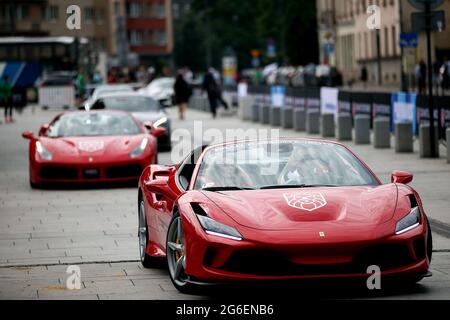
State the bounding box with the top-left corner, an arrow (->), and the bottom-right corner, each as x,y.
215,243 -> 415,277
40,166 -> 78,180
105,164 -> 142,179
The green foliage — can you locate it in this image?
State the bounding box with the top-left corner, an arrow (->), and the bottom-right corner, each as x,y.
173,0 -> 318,71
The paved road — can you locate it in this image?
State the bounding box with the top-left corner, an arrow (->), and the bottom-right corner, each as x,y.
0,106 -> 449,300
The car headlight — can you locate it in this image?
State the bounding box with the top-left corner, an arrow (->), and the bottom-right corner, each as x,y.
36,141 -> 53,160
196,214 -> 243,241
396,207 -> 421,235
130,138 -> 148,158
153,117 -> 167,128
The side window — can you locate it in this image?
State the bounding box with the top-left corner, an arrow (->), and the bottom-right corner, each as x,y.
91,99 -> 105,110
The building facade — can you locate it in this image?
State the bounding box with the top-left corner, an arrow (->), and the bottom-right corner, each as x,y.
0,0 -> 173,65
316,0 -> 450,87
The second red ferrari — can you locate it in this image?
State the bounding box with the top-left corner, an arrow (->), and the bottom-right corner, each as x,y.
22,110 -> 166,188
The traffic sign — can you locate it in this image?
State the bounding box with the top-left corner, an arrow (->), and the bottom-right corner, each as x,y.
400,33 -> 418,48
408,0 -> 444,10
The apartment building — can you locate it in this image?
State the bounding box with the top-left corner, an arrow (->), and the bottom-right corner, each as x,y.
316,0 -> 450,86
0,0 -> 173,64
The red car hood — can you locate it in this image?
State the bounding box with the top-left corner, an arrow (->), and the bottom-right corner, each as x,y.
202,184 -> 398,231
39,135 -> 146,159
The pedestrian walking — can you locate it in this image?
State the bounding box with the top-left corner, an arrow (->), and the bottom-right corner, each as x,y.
0,75 -> 14,123
202,69 -> 220,118
360,65 -> 368,88
174,73 -> 192,120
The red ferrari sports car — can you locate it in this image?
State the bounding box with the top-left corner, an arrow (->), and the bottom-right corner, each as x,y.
138,139 -> 432,293
22,110 -> 166,188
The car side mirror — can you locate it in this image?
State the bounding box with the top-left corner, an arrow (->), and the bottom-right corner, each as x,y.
22,131 -> 34,140
38,124 -> 50,136
391,171 -> 413,185
152,127 -> 167,138
145,178 -> 177,198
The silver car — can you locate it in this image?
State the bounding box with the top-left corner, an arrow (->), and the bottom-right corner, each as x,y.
89,93 -> 171,151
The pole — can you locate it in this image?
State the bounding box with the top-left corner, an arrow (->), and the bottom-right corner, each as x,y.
376,29 -> 382,85
425,2 -> 437,157
204,0 -> 212,68
399,0 -> 408,91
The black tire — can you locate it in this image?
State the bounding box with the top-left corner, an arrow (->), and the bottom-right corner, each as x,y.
29,179 -> 38,189
138,200 -> 158,268
166,212 -> 197,294
426,216 -> 433,263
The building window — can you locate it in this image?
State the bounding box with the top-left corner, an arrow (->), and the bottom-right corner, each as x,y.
96,8 -> 105,24
128,2 -> 143,18
43,5 -> 59,21
155,2 -> 165,18
114,1 -> 120,15
129,30 -> 144,45
156,30 -> 166,46
173,3 -> 180,19
85,7 -> 95,23
16,4 -> 29,21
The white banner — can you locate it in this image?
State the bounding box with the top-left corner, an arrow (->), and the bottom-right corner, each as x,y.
320,87 -> 339,117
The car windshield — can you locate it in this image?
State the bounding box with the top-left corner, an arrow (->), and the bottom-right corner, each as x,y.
45,112 -> 141,138
95,96 -> 160,112
194,140 -> 379,190
93,86 -> 133,99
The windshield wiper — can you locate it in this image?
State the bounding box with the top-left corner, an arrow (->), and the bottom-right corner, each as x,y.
260,184 -> 338,190
202,186 -> 255,192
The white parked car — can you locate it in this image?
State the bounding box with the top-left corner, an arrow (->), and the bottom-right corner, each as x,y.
138,77 -> 175,108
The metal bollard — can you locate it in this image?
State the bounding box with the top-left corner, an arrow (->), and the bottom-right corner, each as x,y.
293,109 -> 306,132
239,96 -> 254,121
447,128 -> 450,164
270,106 -> 282,127
354,115 -> 371,144
419,124 -> 439,158
306,110 -> 320,134
373,117 -> 391,149
252,104 -> 260,122
395,122 -> 413,153
281,107 -> 293,129
260,105 -> 271,125
321,113 -> 335,138
337,113 -> 352,141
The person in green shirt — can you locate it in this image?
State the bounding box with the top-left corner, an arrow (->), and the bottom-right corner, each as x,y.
0,76 -> 13,123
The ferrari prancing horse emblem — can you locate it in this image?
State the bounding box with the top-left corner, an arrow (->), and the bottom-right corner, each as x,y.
283,192 -> 327,212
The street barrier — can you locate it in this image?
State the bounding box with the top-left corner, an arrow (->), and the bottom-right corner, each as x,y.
306,110 -> 320,134
38,86 -> 75,109
395,122 -> 414,153
293,109 -> 306,132
270,106 -> 282,127
321,113 -> 335,138
337,113 -> 352,141
260,105 -> 270,124
447,129 -> 450,163
239,96 -> 254,121
354,115 -> 371,144
251,104 -> 260,122
373,117 -> 391,149
419,124 -> 439,158
281,107 -> 294,129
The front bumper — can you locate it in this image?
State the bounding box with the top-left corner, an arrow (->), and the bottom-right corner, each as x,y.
181,213 -> 430,283
31,158 -> 153,185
